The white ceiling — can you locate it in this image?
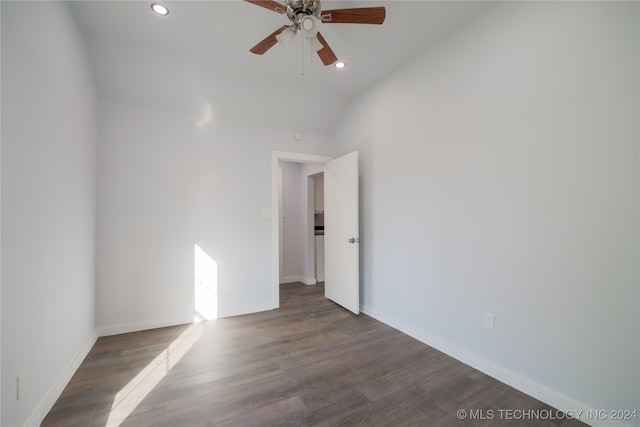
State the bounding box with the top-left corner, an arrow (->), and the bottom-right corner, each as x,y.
69,0 -> 496,133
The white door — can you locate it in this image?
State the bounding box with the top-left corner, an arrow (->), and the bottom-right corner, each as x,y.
324,151 -> 359,314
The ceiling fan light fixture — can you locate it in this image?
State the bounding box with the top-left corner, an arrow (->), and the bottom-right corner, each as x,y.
275,26 -> 297,48
150,3 -> 169,16
302,16 -> 314,30
300,15 -> 319,38
310,35 -> 323,52
334,61 -> 346,69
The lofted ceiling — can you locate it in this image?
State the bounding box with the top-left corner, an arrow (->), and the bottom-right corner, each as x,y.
69,0 -> 496,134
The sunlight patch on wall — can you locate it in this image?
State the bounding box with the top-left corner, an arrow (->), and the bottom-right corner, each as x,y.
106,324 -> 203,425
195,102 -> 214,128
194,243 -> 219,320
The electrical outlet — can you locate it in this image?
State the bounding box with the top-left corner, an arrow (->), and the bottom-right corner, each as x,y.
483,312 -> 495,331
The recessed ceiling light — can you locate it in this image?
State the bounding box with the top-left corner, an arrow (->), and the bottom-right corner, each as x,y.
334,61 -> 346,69
151,3 -> 169,16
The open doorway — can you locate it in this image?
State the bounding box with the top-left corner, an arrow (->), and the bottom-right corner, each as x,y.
271,151 -> 360,314
270,152 -> 333,308
279,165 -> 326,285
277,161 -> 326,302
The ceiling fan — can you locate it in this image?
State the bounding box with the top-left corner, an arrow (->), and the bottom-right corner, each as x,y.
245,0 -> 386,66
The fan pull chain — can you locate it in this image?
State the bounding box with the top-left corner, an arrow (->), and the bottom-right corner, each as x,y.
301,34 -> 305,77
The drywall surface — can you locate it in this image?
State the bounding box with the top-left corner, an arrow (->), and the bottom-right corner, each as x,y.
1,2 -> 98,425
279,161 -> 325,284
336,1 -> 639,423
96,100 -> 335,334
280,161 -> 306,282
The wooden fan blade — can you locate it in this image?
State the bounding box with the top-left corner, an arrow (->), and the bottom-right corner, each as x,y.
315,32 -> 338,66
244,0 -> 286,14
321,7 -> 386,24
250,25 -> 289,55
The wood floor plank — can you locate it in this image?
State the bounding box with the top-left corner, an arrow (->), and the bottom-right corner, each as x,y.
42,282 -> 588,427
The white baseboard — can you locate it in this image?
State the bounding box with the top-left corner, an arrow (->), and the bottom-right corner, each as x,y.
27,304 -> 628,427
280,275 -> 316,285
97,303 -> 276,337
360,304 -> 633,427
25,302 -> 275,426
216,302 -> 275,319
25,331 -> 98,427
97,315 -> 195,337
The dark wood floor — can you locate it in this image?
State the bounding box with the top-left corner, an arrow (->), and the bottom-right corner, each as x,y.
43,282 -> 586,427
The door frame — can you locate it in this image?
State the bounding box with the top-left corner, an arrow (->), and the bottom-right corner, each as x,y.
271,151 -> 333,309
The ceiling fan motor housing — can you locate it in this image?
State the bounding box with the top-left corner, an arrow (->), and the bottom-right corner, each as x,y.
284,0 -> 321,28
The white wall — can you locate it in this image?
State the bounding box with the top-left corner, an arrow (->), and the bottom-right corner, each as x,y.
336,1 -> 639,424
2,1 -> 637,426
1,2 -> 98,426
80,35 -> 349,137
280,161 -> 306,282
97,100 -> 335,334
303,163 -> 325,282
279,162 -> 325,285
